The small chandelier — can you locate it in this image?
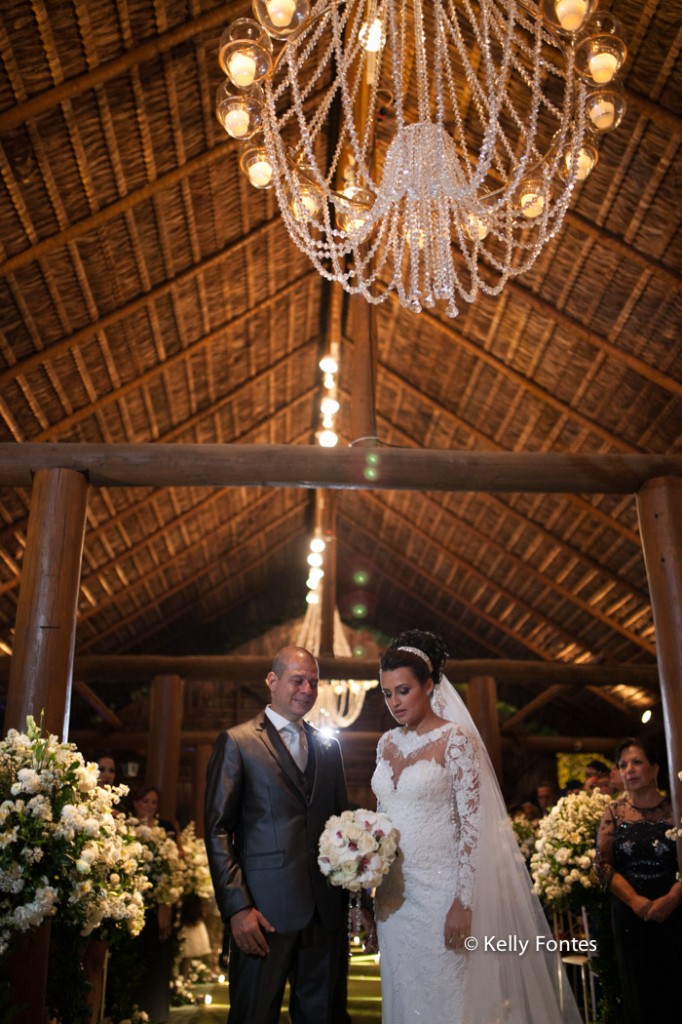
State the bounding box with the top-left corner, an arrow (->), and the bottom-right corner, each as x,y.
296,599 -> 378,728
217,1 -> 626,317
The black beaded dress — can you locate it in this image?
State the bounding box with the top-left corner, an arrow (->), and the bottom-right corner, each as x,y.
597,797 -> 682,1024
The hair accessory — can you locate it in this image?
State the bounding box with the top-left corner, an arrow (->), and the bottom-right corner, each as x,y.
396,646 -> 433,672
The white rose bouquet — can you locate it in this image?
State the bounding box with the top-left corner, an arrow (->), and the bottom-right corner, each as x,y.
318,808 -> 398,893
530,789 -> 612,911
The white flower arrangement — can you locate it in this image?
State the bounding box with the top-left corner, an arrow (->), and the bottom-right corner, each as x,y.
510,813 -> 539,864
179,822 -> 214,899
530,789 -> 613,911
130,819 -> 185,907
318,809 -> 398,893
102,1009 -> 150,1024
0,716 -> 150,955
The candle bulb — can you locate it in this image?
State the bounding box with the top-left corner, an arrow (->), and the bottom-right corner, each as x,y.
224,107 -> 250,138
589,51 -> 618,84
266,0 -> 296,28
565,148 -> 595,181
228,51 -> 257,88
554,0 -> 588,32
589,99 -> 615,130
248,159 -> 273,188
520,190 -> 545,219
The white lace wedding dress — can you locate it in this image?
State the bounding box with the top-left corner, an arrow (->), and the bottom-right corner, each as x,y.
371,720 -> 584,1024
371,722 -> 478,1024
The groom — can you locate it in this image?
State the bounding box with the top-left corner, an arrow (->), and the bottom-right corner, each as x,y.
204,646 -> 350,1024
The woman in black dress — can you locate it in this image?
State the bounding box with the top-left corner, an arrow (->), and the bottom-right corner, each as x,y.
597,739 -> 682,1024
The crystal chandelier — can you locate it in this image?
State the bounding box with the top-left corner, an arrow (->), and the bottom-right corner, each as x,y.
217,1 -> 626,316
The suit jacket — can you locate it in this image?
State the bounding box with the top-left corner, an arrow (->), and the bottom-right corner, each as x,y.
205,712 -> 349,933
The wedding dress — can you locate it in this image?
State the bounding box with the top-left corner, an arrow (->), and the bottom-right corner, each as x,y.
372,712 -> 584,1024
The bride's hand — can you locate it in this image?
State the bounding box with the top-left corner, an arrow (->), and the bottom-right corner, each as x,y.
444,899 -> 472,952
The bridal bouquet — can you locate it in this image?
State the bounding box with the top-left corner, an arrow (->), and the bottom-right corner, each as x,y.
318,808 -> 398,893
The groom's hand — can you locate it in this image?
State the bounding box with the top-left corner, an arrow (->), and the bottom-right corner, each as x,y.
230,906 -> 276,956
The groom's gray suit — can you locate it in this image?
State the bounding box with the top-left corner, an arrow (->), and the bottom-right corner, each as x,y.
205,652 -> 349,1024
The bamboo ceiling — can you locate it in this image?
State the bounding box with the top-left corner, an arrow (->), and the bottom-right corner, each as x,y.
0,0 -> 680,742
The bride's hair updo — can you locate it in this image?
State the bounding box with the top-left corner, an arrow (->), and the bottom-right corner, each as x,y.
380,629 -> 449,687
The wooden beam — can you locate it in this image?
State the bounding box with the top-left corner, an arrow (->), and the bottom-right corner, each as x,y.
67,727 -> 635,757
517,736 -> 628,754
1,443 -> 680,493
636,477 -> 682,846
501,684 -> 566,733
3,469 -> 88,738
347,293 -> 378,442
74,681 -> 123,729
0,655 -> 656,687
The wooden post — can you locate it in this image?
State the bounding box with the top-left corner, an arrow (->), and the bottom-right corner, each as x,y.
192,743 -> 213,836
318,491 -> 337,655
145,674 -> 184,825
346,294 -> 378,444
636,477 -> 682,833
466,676 -> 502,781
4,468 -> 88,738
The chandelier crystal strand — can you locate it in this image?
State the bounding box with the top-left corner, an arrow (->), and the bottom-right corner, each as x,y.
218,1 -> 626,314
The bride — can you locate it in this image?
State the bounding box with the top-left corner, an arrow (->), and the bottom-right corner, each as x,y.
371,629 -> 584,1024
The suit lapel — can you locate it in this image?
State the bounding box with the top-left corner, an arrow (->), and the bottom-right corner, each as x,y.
258,713 -> 307,798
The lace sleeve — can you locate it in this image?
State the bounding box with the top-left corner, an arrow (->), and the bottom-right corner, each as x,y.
445,725 -> 481,908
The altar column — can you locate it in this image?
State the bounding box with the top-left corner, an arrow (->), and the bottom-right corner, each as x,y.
466,675 -> 503,781
636,476 -> 682,834
146,674 -> 184,825
4,468 -> 89,738
192,742 -> 212,836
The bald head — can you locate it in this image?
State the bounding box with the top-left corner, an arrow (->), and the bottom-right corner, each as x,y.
267,647 -> 319,722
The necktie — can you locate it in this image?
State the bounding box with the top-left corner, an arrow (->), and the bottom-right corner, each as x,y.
282,721 -> 307,771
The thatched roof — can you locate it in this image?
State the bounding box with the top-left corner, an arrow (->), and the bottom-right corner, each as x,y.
0,0 -> 680,746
